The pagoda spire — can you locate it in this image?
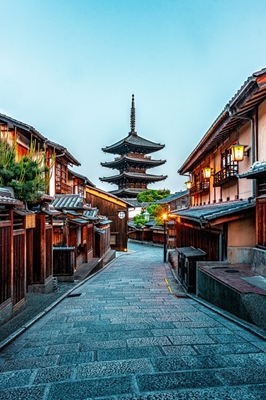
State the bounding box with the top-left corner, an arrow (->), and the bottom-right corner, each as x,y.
130,94 -> 136,135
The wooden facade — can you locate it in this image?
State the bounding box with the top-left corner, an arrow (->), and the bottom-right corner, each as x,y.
176,67 -> 266,266
0,199 -> 39,323
86,186 -> 131,252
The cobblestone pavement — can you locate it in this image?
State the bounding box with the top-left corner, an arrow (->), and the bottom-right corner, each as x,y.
1,243 -> 266,399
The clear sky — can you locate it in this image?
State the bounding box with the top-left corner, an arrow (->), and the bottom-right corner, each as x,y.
1,0 -> 266,193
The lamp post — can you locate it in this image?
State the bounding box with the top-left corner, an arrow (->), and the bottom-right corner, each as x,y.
163,213 -> 167,262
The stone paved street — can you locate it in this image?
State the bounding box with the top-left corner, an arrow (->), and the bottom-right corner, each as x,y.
1,243 -> 266,399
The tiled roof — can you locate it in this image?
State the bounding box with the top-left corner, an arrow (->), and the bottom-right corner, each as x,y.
68,169 -> 95,187
0,187 -> 23,206
102,132 -> 165,155
0,113 -> 46,141
238,161 -> 266,179
173,200 -> 255,225
155,190 -> 189,204
101,171 -> 167,183
52,194 -> 91,210
101,155 -> 165,169
46,140 -> 81,166
83,209 -> 98,218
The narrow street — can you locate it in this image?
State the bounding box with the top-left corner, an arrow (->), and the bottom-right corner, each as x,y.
1,243 -> 266,399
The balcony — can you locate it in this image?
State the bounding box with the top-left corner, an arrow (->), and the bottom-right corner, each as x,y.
213,163 -> 238,187
190,181 -> 210,196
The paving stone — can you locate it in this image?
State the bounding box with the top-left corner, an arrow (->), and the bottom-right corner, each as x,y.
168,334 -> 215,345
216,365 -> 266,386
59,351 -> 94,365
162,345 -> 197,356
0,355 -> 60,372
127,337 -> 172,347
194,342 -> 262,355
136,369 -> 223,392
34,365 -> 75,384
97,346 -> 163,361
116,384 -> 266,399
77,358 -> 153,378
0,386 -> 46,400
0,369 -> 33,388
81,339 -> 126,351
151,328 -> 193,336
1,242 -> 266,399
47,376 -> 134,399
46,343 -> 80,355
153,354 -> 228,371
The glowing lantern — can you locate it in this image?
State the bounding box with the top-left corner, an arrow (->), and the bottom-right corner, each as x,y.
231,144 -> 245,162
203,167 -> 212,179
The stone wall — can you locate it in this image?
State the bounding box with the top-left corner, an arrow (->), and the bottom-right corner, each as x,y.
251,247 -> 266,277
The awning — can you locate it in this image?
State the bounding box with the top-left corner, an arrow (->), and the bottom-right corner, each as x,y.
239,162 -> 266,179
69,218 -> 91,226
173,200 -> 255,226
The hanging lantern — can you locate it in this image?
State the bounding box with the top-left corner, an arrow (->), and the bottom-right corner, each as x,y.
185,181 -> 192,189
203,167 -> 212,179
231,144 -> 245,162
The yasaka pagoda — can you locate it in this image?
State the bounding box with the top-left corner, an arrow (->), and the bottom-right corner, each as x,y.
100,95 -> 167,198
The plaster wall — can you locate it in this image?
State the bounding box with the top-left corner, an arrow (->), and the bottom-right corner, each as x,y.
228,216 -> 255,247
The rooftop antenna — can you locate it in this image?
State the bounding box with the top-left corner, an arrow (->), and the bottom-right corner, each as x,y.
130,94 -> 136,135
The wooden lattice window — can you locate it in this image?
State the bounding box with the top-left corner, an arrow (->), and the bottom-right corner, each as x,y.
257,196 -> 266,248
55,162 -> 67,191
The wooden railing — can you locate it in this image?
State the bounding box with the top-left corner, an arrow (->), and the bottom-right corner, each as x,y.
213,163 -> 238,187
190,181 -> 210,196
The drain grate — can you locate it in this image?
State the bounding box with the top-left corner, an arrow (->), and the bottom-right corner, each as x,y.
67,293 -> 82,297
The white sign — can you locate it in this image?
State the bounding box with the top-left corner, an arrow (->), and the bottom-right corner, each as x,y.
118,211 -> 126,219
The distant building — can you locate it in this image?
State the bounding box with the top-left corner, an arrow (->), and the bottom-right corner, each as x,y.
100,95 -> 167,198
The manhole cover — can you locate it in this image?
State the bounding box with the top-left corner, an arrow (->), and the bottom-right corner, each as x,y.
67,293 -> 82,297
212,267 -> 229,269
225,270 -> 239,273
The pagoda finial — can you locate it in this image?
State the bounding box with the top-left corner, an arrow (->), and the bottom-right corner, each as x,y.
130,94 -> 136,134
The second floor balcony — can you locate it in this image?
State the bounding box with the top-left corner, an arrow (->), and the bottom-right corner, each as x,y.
213,163 -> 238,187
190,181 -> 210,196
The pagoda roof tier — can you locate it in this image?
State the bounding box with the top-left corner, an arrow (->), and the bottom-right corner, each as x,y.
101,155 -> 166,170
102,132 -> 165,155
100,171 -> 167,184
109,188 -> 146,198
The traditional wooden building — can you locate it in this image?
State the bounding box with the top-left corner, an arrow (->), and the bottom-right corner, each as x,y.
175,67 -> 266,266
0,188 -> 37,324
68,169 -> 95,196
100,95 -> 167,198
85,186 -> 132,251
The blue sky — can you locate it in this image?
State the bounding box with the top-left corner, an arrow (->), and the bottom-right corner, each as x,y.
1,0 -> 266,193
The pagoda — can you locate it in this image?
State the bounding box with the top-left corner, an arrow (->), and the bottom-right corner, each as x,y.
100,95 -> 167,198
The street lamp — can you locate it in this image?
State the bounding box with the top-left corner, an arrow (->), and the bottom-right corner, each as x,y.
143,210 -> 150,222
163,213 -> 167,262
